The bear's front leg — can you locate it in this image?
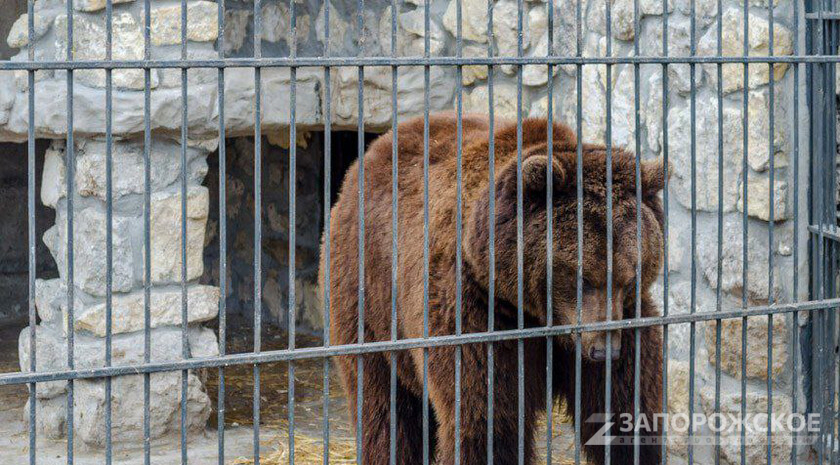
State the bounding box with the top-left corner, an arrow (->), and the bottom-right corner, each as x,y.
559,327 -> 663,465
427,339 -> 547,465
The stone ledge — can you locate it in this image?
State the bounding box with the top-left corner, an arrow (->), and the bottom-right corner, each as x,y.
0,67 -> 322,142
74,285 -> 220,337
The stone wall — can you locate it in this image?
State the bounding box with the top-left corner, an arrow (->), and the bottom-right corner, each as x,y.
1,0 -> 810,460
201,135 -> 325,334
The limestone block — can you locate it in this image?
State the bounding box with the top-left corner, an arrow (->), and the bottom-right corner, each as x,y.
589,0 -> 675,38
44,206 -> 134,297
459,45 -> 488,86
150,1 -> 219,46
667,96 -> 744,213
381,7 -> 445,57
315,2 -> 348,56
222,67 -> 322,132
75,285 -> 219,336
73,371 -> 210,447
696,215 -> 782,302
75,0 -> 134,12
677,0 -> 717,27
259,2 -> 309,44
580,64 -> 606,143
35,278 -> 64,324
745,89 -> 788,173
331,66 -> 453,128
522,33 -> 558,86
698,9 -> 793,94
704,314 -> 788,381
148,186 -> 209,284
7,12 -> 52,48
443,0 -> 489,43
667,89 -> 787,215
17,325 -> 68,399
54,13 -> 157,90
645,71 -> 665,153
223,9 -> 251,54
23,396 -> 67,440
41,142 -> 66,208
261,3 -> 291,43
528,8 -> 547,48
18,324 -> 218,400
493,0 -> 530,74
699,386 -> 793,465
737,176 -> 789,222
75,139 -> 208,201
158,48 -> 220,88
666,359 -> 696,458
464,83 -> 527,121
17,325 -> 216,446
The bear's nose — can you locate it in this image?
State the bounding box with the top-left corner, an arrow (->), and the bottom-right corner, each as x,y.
589,347 -> 621,361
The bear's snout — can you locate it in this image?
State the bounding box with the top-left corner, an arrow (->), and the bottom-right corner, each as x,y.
587,332 -> 622,361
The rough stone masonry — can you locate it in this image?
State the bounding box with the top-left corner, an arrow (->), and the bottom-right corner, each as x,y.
1,0 -> 810,462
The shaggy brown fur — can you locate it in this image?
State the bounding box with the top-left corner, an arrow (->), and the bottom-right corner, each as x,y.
320,112 -> 665,465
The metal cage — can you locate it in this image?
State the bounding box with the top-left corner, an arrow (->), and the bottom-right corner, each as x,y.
0,0 -> 837,463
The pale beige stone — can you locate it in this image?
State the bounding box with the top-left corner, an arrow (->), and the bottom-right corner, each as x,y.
704,314 -> 788,381
443,0 -> 489,42
74,285 -> 219,336
148,187 -> 209,284
6,13 -> 51,48
150,1 -> 219,46
698,9 -> 793,94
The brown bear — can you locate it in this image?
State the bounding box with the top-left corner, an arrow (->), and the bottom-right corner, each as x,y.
321,112 -> 665,465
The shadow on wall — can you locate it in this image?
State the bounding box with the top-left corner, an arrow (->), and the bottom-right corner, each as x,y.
0,0 -> 27,60
201,131 -> 378,341
0,140 -> 58,325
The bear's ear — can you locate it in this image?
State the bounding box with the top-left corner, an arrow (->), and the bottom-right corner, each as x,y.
522,155 -> 567,194
641,157 -> 668,195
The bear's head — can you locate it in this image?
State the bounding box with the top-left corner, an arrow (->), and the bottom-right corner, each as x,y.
465,140 -> 666,362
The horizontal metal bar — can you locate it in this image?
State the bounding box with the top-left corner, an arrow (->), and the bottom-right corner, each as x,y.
809,224 -> 840,242
0,55 -> 837,71
2,296 -> 839,387
805,12 -> 840,20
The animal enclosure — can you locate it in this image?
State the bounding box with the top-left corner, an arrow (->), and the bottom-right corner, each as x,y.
0,0 -> 836,463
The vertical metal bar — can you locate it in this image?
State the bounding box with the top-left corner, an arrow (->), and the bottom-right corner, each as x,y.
142,0 -> 152,461
515,0 -> 525,461
322,0 -> 333,462
356,0 -> 366,462
688,0 -> 698,462
455,0 -> 464,460
65,0 -> 76,459
288,0 -> 298,462
714,0 -> 724,461
422,0 -> 431,460
485,0 -> 496,459
545,0 -> 556,458
660,1 -> 670,461
604,0 -> 614,459
574,0 -> 583,459
810,4 -> 827,461
26,0 -> 36,463
631,0 -> 642,459
180,0 -> 190,460
389,0 -> 398,462
104,0 -> 114,461
253,0 -> 263,461
766,1 -> 776,463
216,0 -> 227,463
740,0 -> 750,463
790,0 -> 800,461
